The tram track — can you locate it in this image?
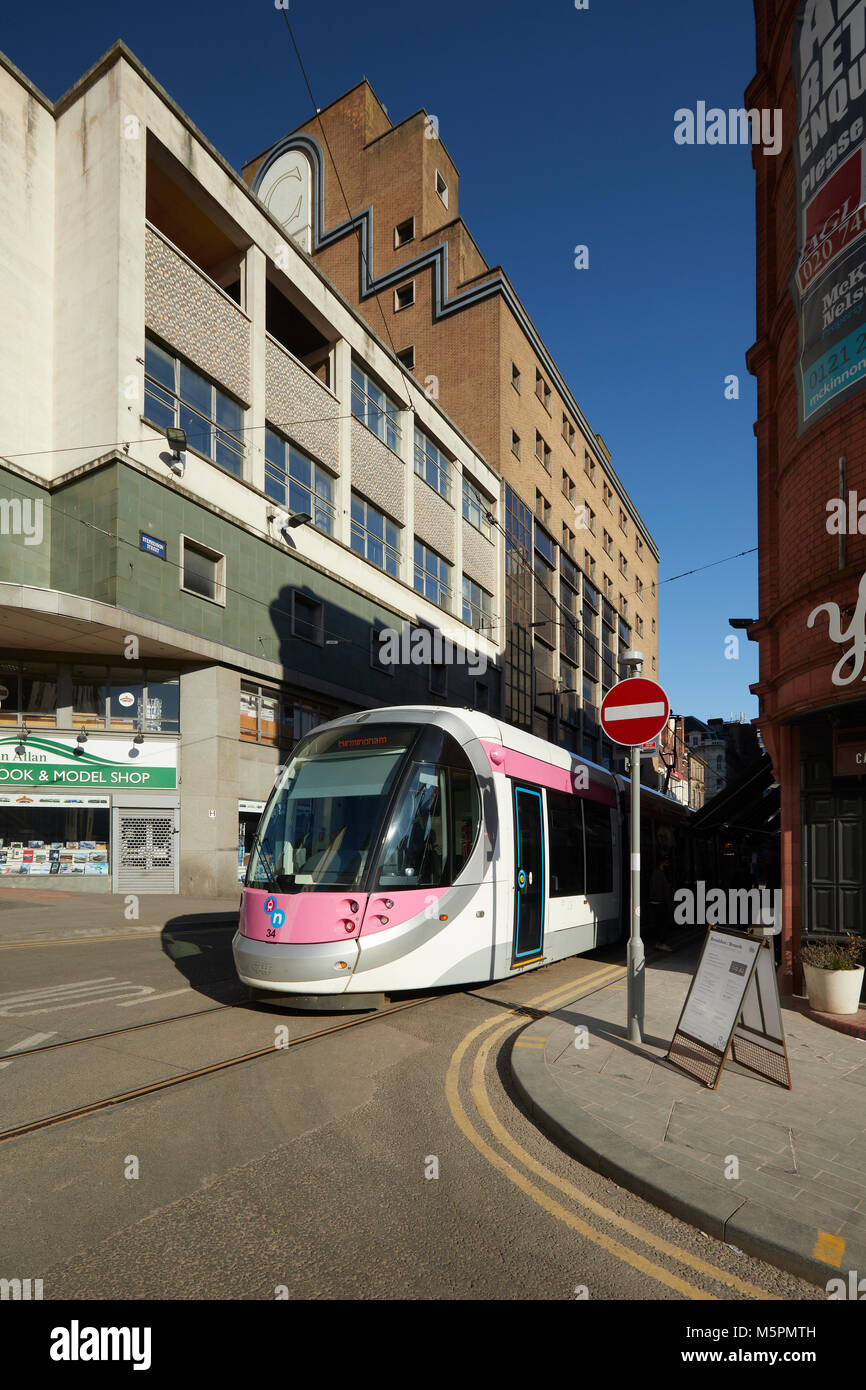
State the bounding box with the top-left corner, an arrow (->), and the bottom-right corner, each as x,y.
0,992 -> 439,1146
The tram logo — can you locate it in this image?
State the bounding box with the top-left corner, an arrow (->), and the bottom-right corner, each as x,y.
263,898 -> 286,930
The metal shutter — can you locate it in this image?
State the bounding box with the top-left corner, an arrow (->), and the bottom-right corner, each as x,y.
114,808 -> 178,893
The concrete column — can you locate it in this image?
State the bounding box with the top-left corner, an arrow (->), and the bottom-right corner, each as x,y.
453,468 -> 463,623
246,245 -> 267,495
179,664 -> 240,897
333,338 -> 352,546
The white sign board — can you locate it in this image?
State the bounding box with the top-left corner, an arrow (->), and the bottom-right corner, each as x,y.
677,931 -> 760,1052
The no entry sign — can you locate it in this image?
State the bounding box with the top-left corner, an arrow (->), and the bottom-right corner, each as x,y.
601,677 -> 669,747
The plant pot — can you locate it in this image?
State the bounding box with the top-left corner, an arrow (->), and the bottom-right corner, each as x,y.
803,962 -> 865,1015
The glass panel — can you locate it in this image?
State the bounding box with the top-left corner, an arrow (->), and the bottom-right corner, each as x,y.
142,673 -> 179,732
72,666 -> 107,727
179,362 -> 212,416
547,789 -> 585,897
144,384 -> 175,429
247,724 -> 416,891
216,391 -> 242,435
109,670 -> 146,730
179,405 -> 212,458
19,665 -> 56,725
265,466 -> 287,505
240,685 -> 259,741
265,427 -> 284,467
145,340 -> 175,390
215,432 -> 242,475
377,763 -> 449,888
289,449 -> 312,490
183,544 -> 217,599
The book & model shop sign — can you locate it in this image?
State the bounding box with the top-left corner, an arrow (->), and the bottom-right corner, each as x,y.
791,1 -> 866,432
0,736 -> 177,788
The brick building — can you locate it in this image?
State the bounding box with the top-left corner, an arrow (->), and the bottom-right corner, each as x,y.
242,83 -> 660,763
747,0 -> 866,993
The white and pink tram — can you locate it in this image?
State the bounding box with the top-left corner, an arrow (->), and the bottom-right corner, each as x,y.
233,705 -> 688,1007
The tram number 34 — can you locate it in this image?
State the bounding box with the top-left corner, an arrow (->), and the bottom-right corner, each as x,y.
263,898 -> 286,938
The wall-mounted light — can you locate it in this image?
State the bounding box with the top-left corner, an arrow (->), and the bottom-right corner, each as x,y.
165,427 -> 187,476
73,730 -> 88,758
268,509 -> 312,541
14,729 -> 28,759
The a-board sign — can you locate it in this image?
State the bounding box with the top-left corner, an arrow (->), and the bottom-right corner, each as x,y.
667,930 -> 791,1091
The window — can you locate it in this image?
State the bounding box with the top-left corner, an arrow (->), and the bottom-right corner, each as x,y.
636,534 -> 644,559
535,490 -> 551,525
144,338 -> 244,476
414,540 -> 451,608
435,170 -> 449,206
414,426 -> 451,500
603,574 -> 613,599
535,369 -> 551,413
619,553 -> 628,578
292,592 -> 324,645
635,576 -> 644,599
562,523 -> 575,558
584,549 -> 596,582
511,362 -> 521,393
265,427 -> 335,535
181,538 -> 225,605
351,364 -> 400,451
584,801 -> 613,893
620,594 -> 629,620
511,430 -> 521,459
651,618 -> 656,634
603,529 -> 613,558
584,452 -> 596,483
372,728 -> 481,889
462,575 -> 493,631
429,659 -> 448,697
547,789 -> 585,897
619,507 -> 629,534
636,615 -> 644,638
561,469 -> 572,501
462,476 -> 493,539
651,580 -> 657,599
474,680 -> 489,712
535,431 -> 551,472
394,282 -> 415,311
583,504 -> 596,536
602,479 -> 613,510
396,346 -> 415,370
395,216 -> 415,248
240,684 -> 331,749
0,661 -> 57,727
370,625 -> 396,675
69,666 -> 180,732
351,495 -> 400,576
562,414 -> 576,451
652,656 -> 656,671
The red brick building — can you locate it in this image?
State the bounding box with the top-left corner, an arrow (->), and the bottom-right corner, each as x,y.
747,0 -> 866,993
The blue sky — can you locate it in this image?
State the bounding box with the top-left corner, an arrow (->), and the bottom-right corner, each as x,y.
5,0 -> 762,724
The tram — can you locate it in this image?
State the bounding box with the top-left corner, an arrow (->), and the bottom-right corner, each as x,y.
233,705 -> 690,1006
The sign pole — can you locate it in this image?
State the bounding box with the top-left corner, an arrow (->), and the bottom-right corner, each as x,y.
627,731 -> 644,1043
599,653 -> 668,1048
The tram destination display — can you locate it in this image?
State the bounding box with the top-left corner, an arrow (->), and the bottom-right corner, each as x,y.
667,931 -> 791,1090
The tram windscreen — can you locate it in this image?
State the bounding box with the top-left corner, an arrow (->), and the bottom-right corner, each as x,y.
246,726 -> 415,892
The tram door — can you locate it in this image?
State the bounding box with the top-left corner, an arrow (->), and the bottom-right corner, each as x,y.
512,785 -> 545,965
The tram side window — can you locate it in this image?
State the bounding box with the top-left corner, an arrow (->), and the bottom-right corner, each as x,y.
584,800 -> 614,894
377,751 -> 481,890
546,789 -> 585,897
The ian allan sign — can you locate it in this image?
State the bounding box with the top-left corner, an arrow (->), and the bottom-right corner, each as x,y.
0,736 -> 177,788
792,0 -> 866,432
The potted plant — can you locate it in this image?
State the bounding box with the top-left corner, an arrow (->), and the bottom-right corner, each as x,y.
799,934 -> 864,1015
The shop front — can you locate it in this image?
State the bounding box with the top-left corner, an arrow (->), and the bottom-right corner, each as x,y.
0,733 -> 179,892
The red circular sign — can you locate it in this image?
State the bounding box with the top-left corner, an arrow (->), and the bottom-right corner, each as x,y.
600,677 -> 669,747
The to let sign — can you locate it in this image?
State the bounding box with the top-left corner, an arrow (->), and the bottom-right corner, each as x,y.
600,677 -> 669,748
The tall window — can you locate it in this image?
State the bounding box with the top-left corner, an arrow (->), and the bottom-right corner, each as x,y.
350,495 -> 399,576
414,427 -> 451,500
351,364 -> 400,451
181,538 -> 225,605
414,540 -> 451,608
265,428 -> 335,534
144,338 -> 244,475
462,575 -> 493,630
462,477 -> 493,539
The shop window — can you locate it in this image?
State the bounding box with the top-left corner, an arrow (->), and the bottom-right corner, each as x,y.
0,662 -> 57,726
72,666 -> 108,728
108,671 -> 146,732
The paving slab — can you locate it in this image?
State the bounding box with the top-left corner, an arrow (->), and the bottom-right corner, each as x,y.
511,941 -> 866,1287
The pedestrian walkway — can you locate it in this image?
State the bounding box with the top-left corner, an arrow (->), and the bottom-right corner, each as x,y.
511,941 -> 866,1287
0,890 -> 239,944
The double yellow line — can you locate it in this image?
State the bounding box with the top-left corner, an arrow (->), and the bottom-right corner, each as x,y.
446,966 -> 776,1301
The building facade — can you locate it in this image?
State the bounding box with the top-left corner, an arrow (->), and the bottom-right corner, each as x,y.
241,83 -> 660,764
747,0 -> 866,991
0,43 -> 503,896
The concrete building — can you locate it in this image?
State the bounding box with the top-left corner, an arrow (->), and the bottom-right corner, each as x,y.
241,83 -> 660,763
0,43 -> 503,896
747,0 -> 866,993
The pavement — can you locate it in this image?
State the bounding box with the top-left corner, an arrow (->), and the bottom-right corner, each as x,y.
511,936 -> 866,1288
0,889 -> 240,943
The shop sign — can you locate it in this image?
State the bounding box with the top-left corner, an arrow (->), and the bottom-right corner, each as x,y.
0,736 -> 177,788
238,800 -> 265,814
0,794 -> 110,806
833,728 -> 866,776
791,1 -> 866,431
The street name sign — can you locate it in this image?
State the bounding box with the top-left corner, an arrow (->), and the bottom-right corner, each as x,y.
600,678 -> 669,748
